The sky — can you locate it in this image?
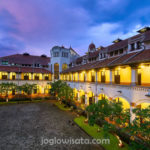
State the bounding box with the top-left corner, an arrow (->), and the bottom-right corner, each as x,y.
0,0 -> 150,57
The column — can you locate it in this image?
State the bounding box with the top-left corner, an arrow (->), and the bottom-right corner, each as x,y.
95,70 -> 98,83
134,42 -> 137,50
130,103 -> 136,123
72,74 -> 73,82
17,73 -> 21,80
77,91 -> 80,102
131,67 -> 137,85
128,44 -> 131,51
8,72 -> 10,80
31,73 -> 34,80
95,95 -> 98,103
85,92 -> 88,105
42,74 -> 45,80
78,72 -> 79,82
85,72 -> 87,82
109,69 -> 113,84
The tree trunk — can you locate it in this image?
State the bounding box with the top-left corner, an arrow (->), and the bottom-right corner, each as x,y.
6,97 -> 8,102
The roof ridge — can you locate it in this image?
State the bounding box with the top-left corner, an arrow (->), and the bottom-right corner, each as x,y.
108,55 -> 124,66
123,50 -> 144,63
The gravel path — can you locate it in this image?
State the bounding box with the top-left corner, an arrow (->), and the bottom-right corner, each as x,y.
0,102 -> 102,150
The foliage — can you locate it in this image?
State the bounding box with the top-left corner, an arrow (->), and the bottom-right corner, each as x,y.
0,82 -> 17,102
50,80 -> 74,103
129,106 -> 150,143
74,116 -> 129,150
55,101 -> 71,111
20,83 -> 37,96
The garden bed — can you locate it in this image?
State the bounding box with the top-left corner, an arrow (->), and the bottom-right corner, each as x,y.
55,101 -> 71,111
74,116 -> 130,150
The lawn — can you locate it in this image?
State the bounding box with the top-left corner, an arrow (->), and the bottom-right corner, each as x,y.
55,101 -> 71,111
0,100 -> 44,105
74,116 -> 130,150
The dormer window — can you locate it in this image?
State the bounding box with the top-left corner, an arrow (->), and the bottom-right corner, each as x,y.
35,64 -> 40,67
137,41 -> 141,49
115,50 -> 118,55
119,49 -> 123,54
2,61 -> 8,65
110,52 -> 113,57
131,43 -> 135,51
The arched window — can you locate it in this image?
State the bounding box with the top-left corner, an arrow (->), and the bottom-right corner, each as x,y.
62,63 -> 68,71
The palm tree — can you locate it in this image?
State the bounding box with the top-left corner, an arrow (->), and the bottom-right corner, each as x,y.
0,82 -> 17,102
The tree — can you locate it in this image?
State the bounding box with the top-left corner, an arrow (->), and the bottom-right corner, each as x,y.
0,82 -> 17,102
21,83 -> 37,100
130,106 -> 150,142
50,80 -> 65,97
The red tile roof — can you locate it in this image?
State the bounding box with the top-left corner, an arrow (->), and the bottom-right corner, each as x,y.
61,49 -> 150,73
0,54 -> 50,66
0,66 -> 51,74
107,39 -> 128,52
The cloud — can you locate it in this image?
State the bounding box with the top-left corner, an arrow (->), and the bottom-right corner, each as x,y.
0,0 -> 149,57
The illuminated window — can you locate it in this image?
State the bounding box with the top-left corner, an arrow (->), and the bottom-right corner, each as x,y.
62,64 -> 68,71
44,74 -> 49,80
34,74 -> 40,80
54,63 -> 59,79
24,73 -> 29,80
2,72 -> 8,80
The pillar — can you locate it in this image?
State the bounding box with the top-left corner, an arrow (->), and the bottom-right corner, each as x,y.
77,91 -> 80,102
131,68 -> 137,85
42,74 -> 45,80
130,103 -> 136,123
109,69 -> 113,84
8,72 -> 10,80
31,73 -> 34,80
95,70 -> 98,83
85,93 -> 88,105
95,95 -> 98,103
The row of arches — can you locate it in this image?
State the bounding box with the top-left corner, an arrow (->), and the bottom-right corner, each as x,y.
73,88 -> 150,109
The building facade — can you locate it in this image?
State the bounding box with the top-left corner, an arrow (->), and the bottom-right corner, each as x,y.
50,46 -> 79,80
1,27 -> 150,114
0,53 -> 52,96
60,27 -> 150,116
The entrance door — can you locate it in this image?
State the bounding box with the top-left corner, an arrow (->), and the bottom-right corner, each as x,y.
101,71 -> 106,83
89,97 -> 93,105
137,73 -> 141,85
54,63 -> 59,79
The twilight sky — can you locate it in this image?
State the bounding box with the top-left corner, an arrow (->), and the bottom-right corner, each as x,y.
0,0 -> 150,57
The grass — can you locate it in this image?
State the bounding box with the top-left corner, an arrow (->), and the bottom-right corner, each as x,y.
0,100 -> 44,105
55,101 -> 71,111
74,116 -> 130,150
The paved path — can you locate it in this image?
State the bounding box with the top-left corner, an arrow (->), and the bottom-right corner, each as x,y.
0,102 -> 102,150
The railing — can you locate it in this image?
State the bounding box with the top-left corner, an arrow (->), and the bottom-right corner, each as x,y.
65,80 -> 150,91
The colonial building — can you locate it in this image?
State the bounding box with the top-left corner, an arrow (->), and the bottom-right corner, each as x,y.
0,53 -> 52,95
60,27 -> 150,116
1,27 -> 150,114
